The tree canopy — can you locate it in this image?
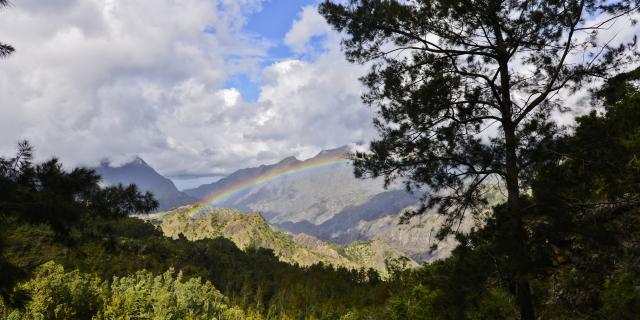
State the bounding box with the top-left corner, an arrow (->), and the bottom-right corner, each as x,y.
319,1 -> 640,318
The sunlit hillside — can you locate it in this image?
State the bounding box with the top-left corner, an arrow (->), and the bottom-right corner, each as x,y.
144,206 -> 418,274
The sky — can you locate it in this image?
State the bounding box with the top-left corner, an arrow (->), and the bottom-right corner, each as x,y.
0,0 -> 375,177
0,1 -> 638,179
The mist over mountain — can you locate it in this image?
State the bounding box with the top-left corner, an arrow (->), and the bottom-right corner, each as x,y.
278,189 -> 421,240
95,157 -> 197,211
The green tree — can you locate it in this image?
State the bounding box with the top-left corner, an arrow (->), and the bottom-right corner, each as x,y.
99,268 -> 237,320
528,68 -> 640,317
0,142 -> 157,307
319,1 -> 640,318
2,262 -> 104,320
0,141 -> 158,231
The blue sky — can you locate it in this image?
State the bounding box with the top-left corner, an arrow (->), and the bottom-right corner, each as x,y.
225,0 -> 319,102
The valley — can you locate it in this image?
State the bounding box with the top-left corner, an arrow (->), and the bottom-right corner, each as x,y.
103,146 -> 449,266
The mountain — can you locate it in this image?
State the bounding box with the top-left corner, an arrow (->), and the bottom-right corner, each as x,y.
95,157 -> 197,211
183,146 -> 402,225
144,205 -> 417,274
278,189 -> 420,242
181,146 -> 458,261
277,191 -> 464,262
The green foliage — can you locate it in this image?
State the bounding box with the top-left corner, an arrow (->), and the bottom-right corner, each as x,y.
333,257 -> 519,320
99,268 -> 237,320
0,261 -> 247,320
600,272 -> 640,320
0,261 -> 104,319
0,142 -> 158,307
524,70 -> 640,317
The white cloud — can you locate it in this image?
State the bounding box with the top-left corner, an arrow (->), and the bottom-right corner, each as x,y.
284,5 -> 333,54
0,1 -> 375,176
4,1 -> 638,179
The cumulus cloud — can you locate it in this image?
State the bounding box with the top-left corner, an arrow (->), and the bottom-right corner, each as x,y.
0,1 -> 376,176
284,5 -> 333,54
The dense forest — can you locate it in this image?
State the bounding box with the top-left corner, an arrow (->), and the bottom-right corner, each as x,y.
2,0 -> 640,319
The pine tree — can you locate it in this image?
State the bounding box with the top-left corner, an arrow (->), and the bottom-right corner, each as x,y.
319,1 -> 640,318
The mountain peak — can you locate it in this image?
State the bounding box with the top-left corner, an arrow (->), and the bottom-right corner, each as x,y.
99,156 -> 150,169
315,146 -> 350,158
94,156 -> 197,211
278,156 -> 300,165
131,156 -> 148,166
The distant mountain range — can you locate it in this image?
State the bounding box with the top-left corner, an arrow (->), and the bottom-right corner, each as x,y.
181,146 -> 456,262
183,146 -> 398,225
94,157 -> 197,211
96,147 -> 459,262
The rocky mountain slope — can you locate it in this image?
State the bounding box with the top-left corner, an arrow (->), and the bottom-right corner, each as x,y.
95,157 -> 197,211
142,205 -> 417,274
183,147 -> 391,225
180,146 -> 454,262
278,189 -> 420,242
279,199 -> 466,262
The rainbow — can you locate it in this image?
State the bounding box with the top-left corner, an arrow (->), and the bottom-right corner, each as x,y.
186,153 -> 351,218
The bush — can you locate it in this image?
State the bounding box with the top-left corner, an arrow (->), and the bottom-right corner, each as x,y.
1,262 -> 245,320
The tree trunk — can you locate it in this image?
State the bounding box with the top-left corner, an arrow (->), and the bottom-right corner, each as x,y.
504,123 -> 535,320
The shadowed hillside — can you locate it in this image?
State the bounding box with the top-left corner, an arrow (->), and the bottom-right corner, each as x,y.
95,157 -> 197,211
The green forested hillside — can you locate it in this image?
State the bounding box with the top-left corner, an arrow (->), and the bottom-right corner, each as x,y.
148,206 -> 416,274
0,212 -> 392,319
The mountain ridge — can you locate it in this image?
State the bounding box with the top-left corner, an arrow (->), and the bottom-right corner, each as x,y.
96,149 -> 446,263
183,146 -> 395,225
143,205 -> 418,274
95,157 -> 197,211
182,146 -> 348,200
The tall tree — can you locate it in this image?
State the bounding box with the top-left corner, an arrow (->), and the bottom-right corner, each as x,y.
0,0 -> 14,57
529,68 -> 640,316
319,1 -> 640,319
